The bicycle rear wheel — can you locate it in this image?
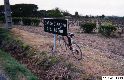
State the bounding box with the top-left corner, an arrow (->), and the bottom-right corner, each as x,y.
71,42 -> 82,60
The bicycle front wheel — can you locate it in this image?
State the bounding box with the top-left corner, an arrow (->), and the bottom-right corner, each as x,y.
59,37 -> 68,52
71,42 -> 82,60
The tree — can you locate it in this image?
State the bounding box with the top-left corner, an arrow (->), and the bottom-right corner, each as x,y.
0,5 -> 4,17
36,10 -> 47,17
61,10 -> 71,17
11,4 -> 38,17
85,15 -> 89,18
36,8 -> 72,18
47,7 -> 63,18
1,4 -> 73,18
0,5 -> 5,22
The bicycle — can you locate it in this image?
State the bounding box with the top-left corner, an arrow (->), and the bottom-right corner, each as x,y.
58,32 -> 82,60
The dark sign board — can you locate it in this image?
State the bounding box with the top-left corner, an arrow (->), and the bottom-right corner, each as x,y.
44,18 -> 68,36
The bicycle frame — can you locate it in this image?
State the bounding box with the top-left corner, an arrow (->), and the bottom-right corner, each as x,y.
58,32 -> 82,60
58,33 -> 74,50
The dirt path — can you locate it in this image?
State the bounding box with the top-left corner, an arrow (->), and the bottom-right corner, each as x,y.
11,27 -> 124,78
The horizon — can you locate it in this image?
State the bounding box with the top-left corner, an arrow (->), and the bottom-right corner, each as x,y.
0,0 -> 124,17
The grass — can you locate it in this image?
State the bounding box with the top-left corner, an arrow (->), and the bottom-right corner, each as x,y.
0,49 -> 38,80
0,27 -> 95,79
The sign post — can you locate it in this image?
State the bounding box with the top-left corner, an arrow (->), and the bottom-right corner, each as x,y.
44,18 -> 68,53
53,34 -> 56,53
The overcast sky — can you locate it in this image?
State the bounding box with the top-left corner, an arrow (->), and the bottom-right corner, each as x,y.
0,0 -> 124,16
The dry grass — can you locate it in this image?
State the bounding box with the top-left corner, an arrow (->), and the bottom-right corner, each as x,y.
11,28 -> 53,52
11,27 -> 124,79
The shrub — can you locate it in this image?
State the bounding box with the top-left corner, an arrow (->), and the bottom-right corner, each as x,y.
31,19 -> 40,26
38,56 -> 59,70
12,17 -> 21,25
22,18 -> 40,26
0,16 -> 5,23
99,23 -> 117,37
80,23 -> 96,33
22,18 -> 32,26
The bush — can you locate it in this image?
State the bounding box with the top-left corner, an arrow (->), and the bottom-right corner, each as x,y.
12,17 -> 21,25
0,16 -> 5,23
99,24 -> 117,37
80,23 -> 96,33
22,18 -> 32,26
22,18 -> 40,26
31,19 -> 40,26
38,56 -> 59,70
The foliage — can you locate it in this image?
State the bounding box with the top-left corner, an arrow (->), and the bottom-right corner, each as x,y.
0,16 -> 5,23
12,17 -> 21,25
0,49 -> 38,80
11,4 -> 38,17
0,4 -> 38,17
22,18 -> 40,26
0,5 -> 4,17
47,8 -> 63,18
80,23 -> 96,33
39,56 -> 59,70
1,4 -> 72,18
36,10 -> 47,17
31,18 -> 40,26
99,23 -> 117,37
61,10 -> 72,17
37,8 -> 71,18
22,18 -> 32,26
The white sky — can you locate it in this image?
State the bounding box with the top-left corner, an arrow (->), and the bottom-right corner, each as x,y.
0,0 -> 124,16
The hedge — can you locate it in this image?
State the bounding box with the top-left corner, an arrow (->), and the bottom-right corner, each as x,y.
22,18 -> 32,26
22,18 -> 40,26
31,19 -> 40,26
12,17 -> 21,25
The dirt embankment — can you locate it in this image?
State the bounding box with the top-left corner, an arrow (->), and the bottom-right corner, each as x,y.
11,26 -> 124,78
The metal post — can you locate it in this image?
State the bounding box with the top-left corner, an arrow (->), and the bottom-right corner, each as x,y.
53,34 -> 56,53
4,0 -> 12,29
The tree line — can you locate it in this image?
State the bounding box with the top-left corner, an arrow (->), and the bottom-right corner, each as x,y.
0,4 -> 72,18
0,4 -> 123,19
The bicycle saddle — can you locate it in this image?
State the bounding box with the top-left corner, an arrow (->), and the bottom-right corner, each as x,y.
68,32 -> 74,37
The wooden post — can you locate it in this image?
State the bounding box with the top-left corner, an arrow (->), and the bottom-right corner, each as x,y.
4,0 -> 12,29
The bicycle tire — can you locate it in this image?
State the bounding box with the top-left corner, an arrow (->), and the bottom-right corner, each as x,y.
71,42 -> 82,60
